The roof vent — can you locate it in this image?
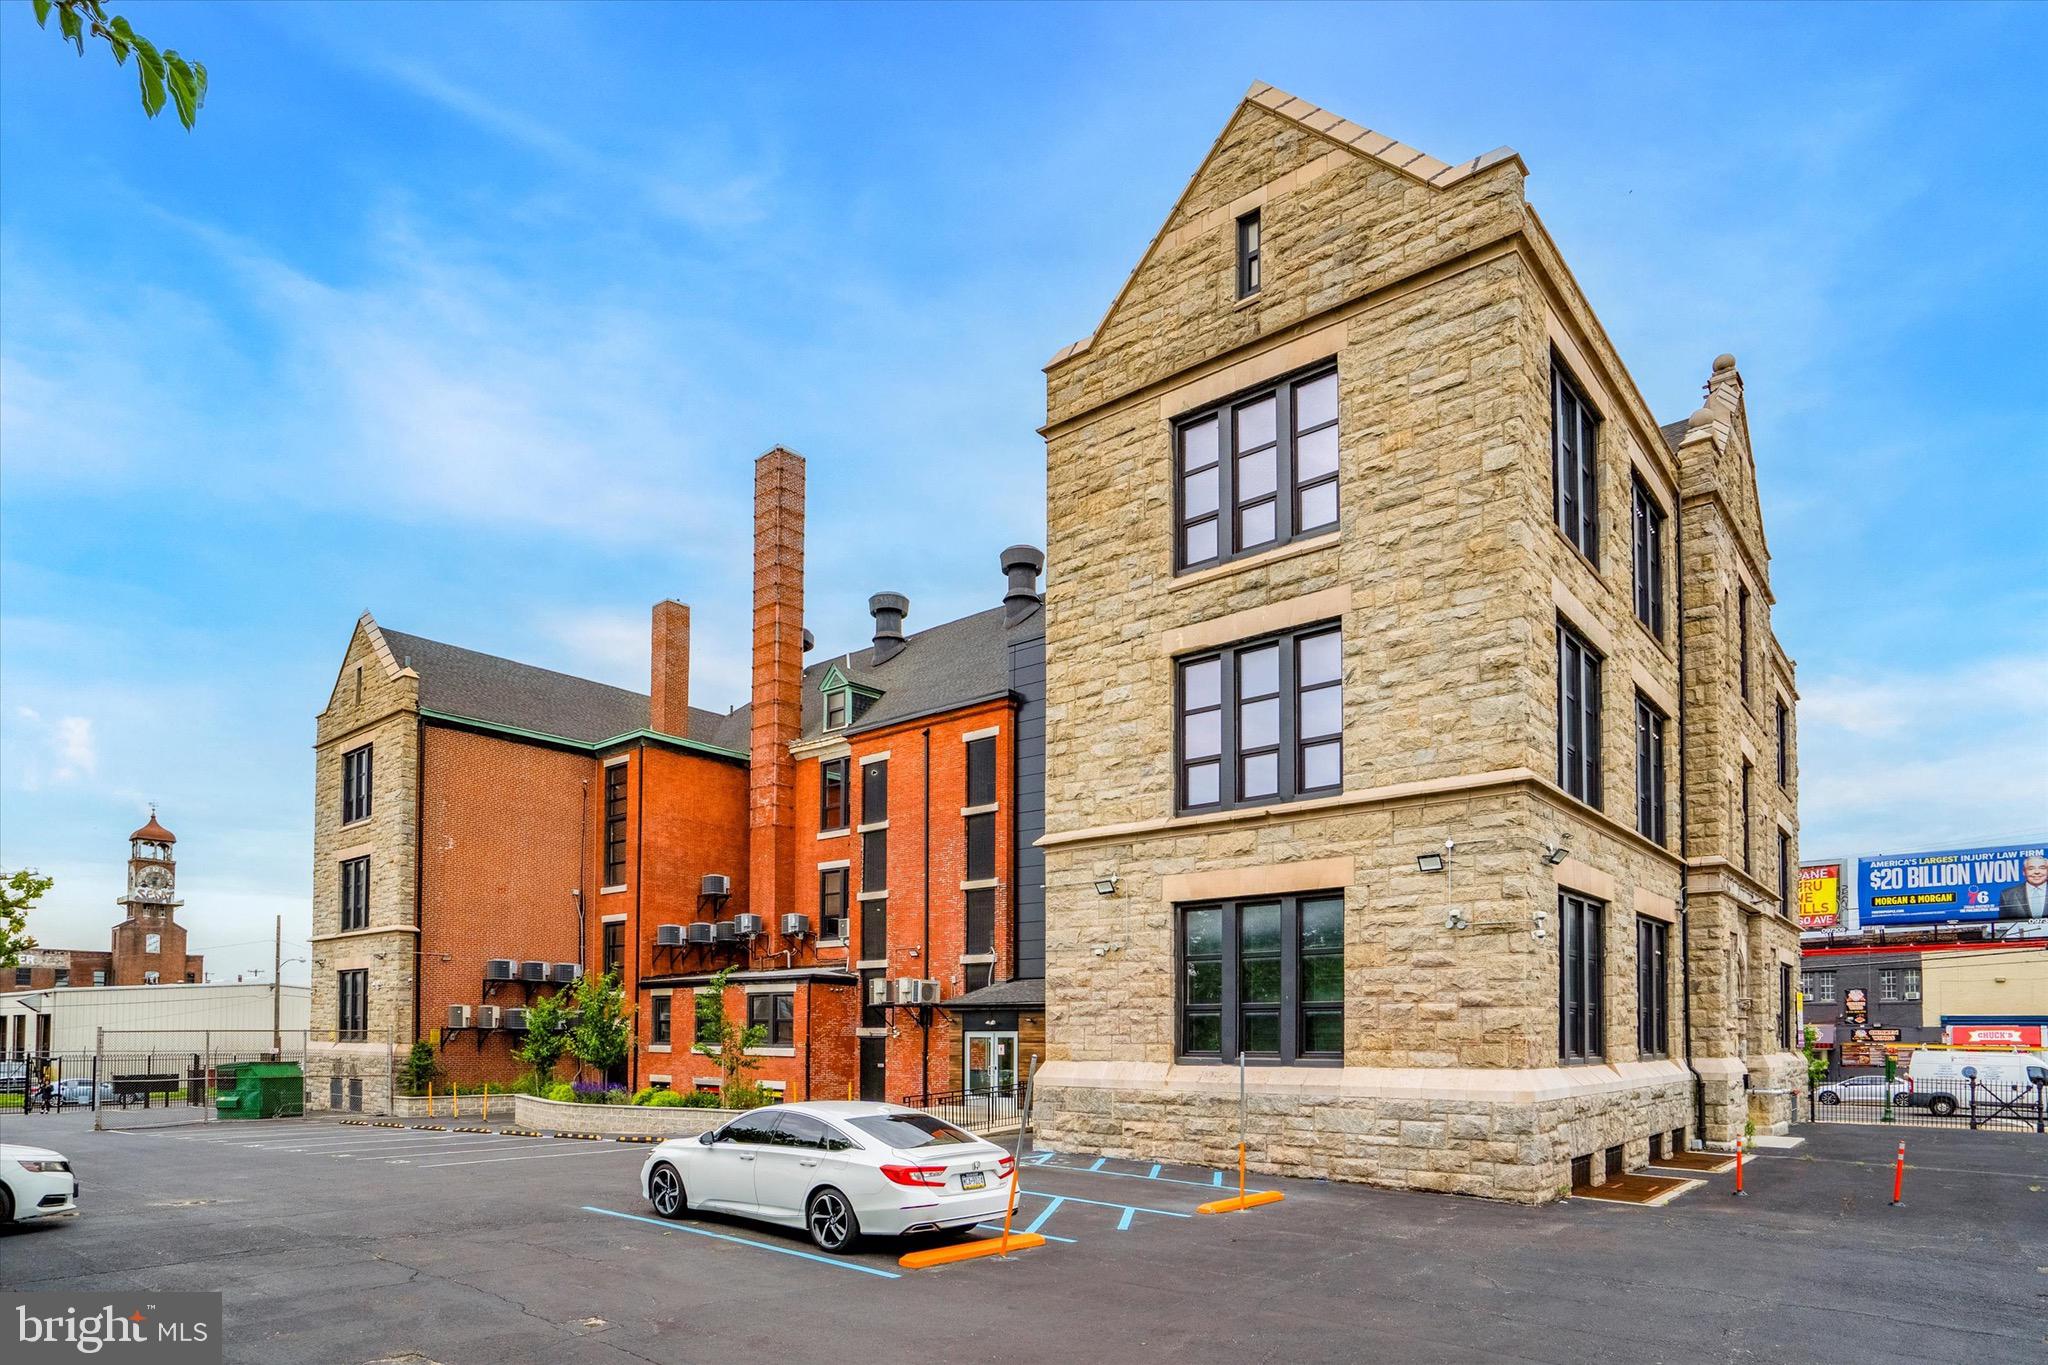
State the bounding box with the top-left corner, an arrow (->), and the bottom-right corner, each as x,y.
869,593 -> 909,664
1001,545 -> 1044,625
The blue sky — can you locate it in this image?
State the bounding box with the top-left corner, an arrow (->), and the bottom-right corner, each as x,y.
3,1 -> 2043,981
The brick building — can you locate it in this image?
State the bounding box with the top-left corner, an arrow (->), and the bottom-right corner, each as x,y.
10,809 -> 204,993
306,448 -> 1046,1109
1033,84 -> 1801,1201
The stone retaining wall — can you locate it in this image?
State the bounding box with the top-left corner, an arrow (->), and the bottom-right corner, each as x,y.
510,1093 -> 741,1137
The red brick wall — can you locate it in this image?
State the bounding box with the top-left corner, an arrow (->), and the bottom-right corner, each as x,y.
748,448 -> 805,962
651,978 -> 859,1102
109,905 -> 195,985
650,600 -> 690,736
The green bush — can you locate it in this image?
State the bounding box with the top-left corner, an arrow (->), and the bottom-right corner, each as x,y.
721,1081 -> 777,1110
544,1080 -> 576,1103
645,1089 -> 688,1107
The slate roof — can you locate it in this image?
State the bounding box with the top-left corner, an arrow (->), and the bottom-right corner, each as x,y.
380,628 -> 750,751
1658,419 -> 1690,455
799,601 -> 1042,741
938,977 -> 1046,1011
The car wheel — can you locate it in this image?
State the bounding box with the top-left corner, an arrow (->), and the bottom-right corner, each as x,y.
647,1163 -> 688,1220
1929,1096 -> 1957,1117
1818,1092 -> 1840,1105
1,1185 -> 13,1226
805,1187 -> 858,1254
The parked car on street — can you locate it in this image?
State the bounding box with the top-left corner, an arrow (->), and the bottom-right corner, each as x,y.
639,1101 -> 1015,1253
1,1142 -> 79,1225
1814,1075 -> 1907,1106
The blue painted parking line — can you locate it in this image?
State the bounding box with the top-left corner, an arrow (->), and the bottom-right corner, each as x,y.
1212,1170 -> 1224,1186
1148,1163 -> 1162,1179
1030,1159 -> 1231,1193
1029,1151 -> 1058,1165
581,1206 -> 902,1280
1088,1157 -> 1108,1171
1117,1207 -> 1135,1231
975,1220 -> 1076,1244
1021,1190 -> 1192,1219
1022,1196 -> 1066,1234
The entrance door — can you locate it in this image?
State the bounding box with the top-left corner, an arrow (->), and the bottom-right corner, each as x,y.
964,1032 -> 1017,1096
859,1036 -> 887,1102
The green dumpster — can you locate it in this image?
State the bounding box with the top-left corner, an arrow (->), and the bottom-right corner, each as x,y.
215,1061 -> 304,1119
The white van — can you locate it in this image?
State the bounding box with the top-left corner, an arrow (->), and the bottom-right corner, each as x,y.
1902,1050 -> 2048,1115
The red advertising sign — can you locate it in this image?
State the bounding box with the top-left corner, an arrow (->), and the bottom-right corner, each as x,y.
1944,1024 -> 2046,1048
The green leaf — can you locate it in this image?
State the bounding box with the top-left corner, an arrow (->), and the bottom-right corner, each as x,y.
32,0 -> 52,30
191,61 -> 208,111
57,5 -> 85,54
164,51 -> 198,129
109,15 -> 133,65
130,34 -> 168,120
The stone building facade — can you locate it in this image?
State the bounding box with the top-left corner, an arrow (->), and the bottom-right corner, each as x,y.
1034,84 -> 1800,1202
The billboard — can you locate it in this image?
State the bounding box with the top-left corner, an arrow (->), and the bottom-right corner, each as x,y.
1858,842 -> 2048,938
1797,864 -> 1841,930
1945,1024 -> 2046,1049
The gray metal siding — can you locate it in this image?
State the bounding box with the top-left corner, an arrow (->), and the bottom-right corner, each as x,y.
1008,629 -> 1047,980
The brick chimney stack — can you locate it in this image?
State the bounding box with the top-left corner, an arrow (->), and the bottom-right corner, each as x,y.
749,447 -> 806,925
650,599 -> 691,736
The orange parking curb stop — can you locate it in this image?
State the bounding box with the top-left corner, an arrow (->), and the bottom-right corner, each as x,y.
897,1232 -> 1047,1269
1197,1141 -> 1285,1214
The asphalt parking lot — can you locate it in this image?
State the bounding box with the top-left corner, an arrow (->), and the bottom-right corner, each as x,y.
4,1109 -> 2043,1364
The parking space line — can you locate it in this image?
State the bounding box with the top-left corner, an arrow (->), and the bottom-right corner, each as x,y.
418,1146 -> 641,1169
1148,1164 -> 1161,1179
1022,1196 -> 1065,1234
975,1220 -> 1076,1244
1088,1157 -> 1107,1171
1030,1159 -> 1237,1193
1117,1207 -> 1135,1230
1020,1190 -> 1192,1219
582,1205 -> 901,1279
350,1141 -> 531,1162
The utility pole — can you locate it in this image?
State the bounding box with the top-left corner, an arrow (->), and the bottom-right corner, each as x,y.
272,914 -> 282,1057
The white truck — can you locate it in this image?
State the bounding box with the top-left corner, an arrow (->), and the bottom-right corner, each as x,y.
1902,1049 -> 2048,1115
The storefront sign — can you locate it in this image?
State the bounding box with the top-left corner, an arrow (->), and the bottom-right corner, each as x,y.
1859,841 -> 2048,936
1798,863 -> 1841,929
1864,1028 -> 1902,1043
1944,1024 -> 2046,1048
1839,1043 -> 1885,1067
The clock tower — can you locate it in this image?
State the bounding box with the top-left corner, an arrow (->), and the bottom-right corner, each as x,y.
110,806 -> 201,985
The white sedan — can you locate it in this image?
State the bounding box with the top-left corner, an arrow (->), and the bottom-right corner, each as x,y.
2,1142 -> 79,1225
639,1101 -> 1015,1252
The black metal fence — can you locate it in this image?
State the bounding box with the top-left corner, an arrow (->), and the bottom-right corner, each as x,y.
899,1086 -> 1022,1134
1809,1077 -> 2047,1132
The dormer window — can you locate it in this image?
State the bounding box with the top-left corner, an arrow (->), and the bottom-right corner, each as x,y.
818,666 -> 880,734
825,689 -> 851,731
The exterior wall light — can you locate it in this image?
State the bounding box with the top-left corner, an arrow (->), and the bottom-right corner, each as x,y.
1416,852 -> 1445,873
1542,841 -> 1569,866
1094,877 -> 1120,895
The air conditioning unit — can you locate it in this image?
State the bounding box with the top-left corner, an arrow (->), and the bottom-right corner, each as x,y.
520,961 -> 547,982
893,978 -> 940,1006
655,924 -> 685,947
551,963 -> 581,985
821,916 -> 848,943
733,914 -> 764,939
713,921 -> 739,943
685,922 -> 717,946
476,1005 -> 501,1030
484,960 -> 515,982
701,873 -> 732,899
501,1008 -> 529,1031
447,1004 -> 473,1029
867,977 -> 892,1006
780,914 -> 811,938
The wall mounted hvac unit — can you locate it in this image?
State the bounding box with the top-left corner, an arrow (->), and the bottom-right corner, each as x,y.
867,977 -> 893,1006
732,914 -> 765,939
685,922 -> 717,946
892,978 -> 941,1006
700,874 -> 732,899
476,1005 -> 502,1030
655,924 -> 686,948
820,916 -> 848,943
712,921 -> 739,944
501,1008 -> 529,1031
551,963 -> 581,985
484,960 -> 515,982
519,961 -> 547,983
447,1004 -> 473,1029
780,914 -> 811,938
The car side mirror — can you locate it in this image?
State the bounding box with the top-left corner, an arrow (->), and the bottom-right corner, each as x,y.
698,1130 -> 719,1145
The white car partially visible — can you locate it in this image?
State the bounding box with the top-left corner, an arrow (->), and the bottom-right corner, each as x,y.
639,1101 -> 1014,1252
1,1142 -> 79,1225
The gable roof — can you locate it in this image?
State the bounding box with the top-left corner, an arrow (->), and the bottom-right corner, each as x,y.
378,628 -> 749,752
1048,81 -> 1521,368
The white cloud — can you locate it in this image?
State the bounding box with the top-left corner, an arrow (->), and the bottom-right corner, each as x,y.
10,707 -> 97,789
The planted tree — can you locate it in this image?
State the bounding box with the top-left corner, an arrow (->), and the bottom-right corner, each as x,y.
514,988 -> 573,1088
2,869 -> 51,968
567,969 -> 632,1087
692,966 -> 769,1107
397,1040 -> 442,1097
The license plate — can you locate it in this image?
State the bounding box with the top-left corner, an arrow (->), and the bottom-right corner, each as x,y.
961,1171 -> 986,1191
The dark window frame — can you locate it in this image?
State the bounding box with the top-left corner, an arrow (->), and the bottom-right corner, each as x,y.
1741,761 -> 1754,872
1737,584 -> 1752,703
1236,208 -> 1261,297
965,736 -> 997,808
603,921 -> 625,979
603,762 -> 629,886
861,759 -> 888,824
337,969 -> 369,1042
859,898 -> 887,963
1636,916 -> 1669,1059
964,887 -> 995,957
1777,829 -> 1791,911
339,855 -> 370,933
1558,893 -> 1605,1063
820,756 -> 850,832
1175,892 -> 1344,1066
1630,475 -> 1666,637
860,829 -> 888,894
1173,363 -> 1339,573
748,992 -> 795,1048
1557,621 -> 1603,808
819,867 -> 848,941
341,744 -> 373,824
1633,694 -> 1667,846
964,811 -> 996,882
1775,698 -> 1791,788
651,992 -> 672,1045
824,689 -> 850,731
1175,622 -> 1343,815
1551,361 -> 1600,562
1779,964 -> 1795,1050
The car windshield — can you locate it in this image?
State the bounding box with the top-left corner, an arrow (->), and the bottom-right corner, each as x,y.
849,1113 -> 978,1149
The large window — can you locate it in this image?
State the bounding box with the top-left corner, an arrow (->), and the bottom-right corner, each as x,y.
1174,367 -> 1338,571
748,992 -> 795,1048
1737,584 -> 1752,702
1552,364 -> 1599,561
1903,967 -> 1920,1001
603,762 -> 628,886
1802,969 -> 1836,1004
861,759 -> 888,823
341,744 -> 373,824
1878,968 -> 1900,1003
603,921 -> 624,979
651,993 -> 672,1045
1775,699 -> 1790,788
1634,695 -> 1667,846
1630,476 -> 1666,637
1176,625 -> 1342,813
1636,917 -> 1669,1058
861,830 -> 888,894
820,757 -> 850,832
1236,208 -> 1261,298
965,812 -> 996,882
965,887 -> 995,957
819,867 -> 848,942
1557,622 -> 1602,807
340,856 -> 370,932
860,900 -> 887,963
337,969 -> 368,1041
1177,893 -> 1343,1065
965,736 -> 997,808
1558,893 -> 1605,1063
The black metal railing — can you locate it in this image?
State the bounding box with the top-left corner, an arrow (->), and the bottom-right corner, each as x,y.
898,1085 -> 1021,1133
1808,1078 -> 2047,1132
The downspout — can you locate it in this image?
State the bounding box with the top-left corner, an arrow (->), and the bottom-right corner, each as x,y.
576,780 -> 588,972
803,979 -> 812,1101
631,743 -> 646,1092
921,726 -> 932,1100
1675,490 -> 1704,1143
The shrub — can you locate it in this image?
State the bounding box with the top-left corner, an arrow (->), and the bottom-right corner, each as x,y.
721,1081 -> 777,1110
544,1080 -> 576,1103
645,1089 -> 687,1107
571,1081 -> 629,1105
678,1089 -> 724,1108
397,1040 -> 442,1097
